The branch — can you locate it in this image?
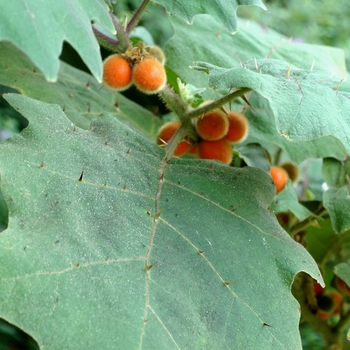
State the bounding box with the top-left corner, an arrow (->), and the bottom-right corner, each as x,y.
184,88 -> 252,120
158,84 -> 189,118
109,12 -> 131,52
334,308 -> 350,335
126,0 -> 151,34
92,26 -> 119,52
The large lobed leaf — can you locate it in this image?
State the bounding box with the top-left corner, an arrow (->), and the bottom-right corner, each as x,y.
0,0 -> 114,82
154,0 -> 267,34
0,94 -> 322,349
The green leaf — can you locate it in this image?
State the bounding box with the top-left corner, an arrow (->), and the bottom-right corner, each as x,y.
236,142 -> 270,173
154,0 -> 267,34
322,158 -> 350,233
305,219 -> 336,264
270,182 -> 313,221
322,157 -> 350,188
165,16 -> 347,91
324,187 -> 350,234
194,59 -> 350,156
0,0 -> 114,82
333,263 -> 350,286
0,94 -> 321,349
0,42 -> 161,138
244,94 -> 347,164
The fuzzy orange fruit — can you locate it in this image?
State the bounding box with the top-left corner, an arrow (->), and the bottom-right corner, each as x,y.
102,54 -> 133,91
270,166 -> 289,193
198,139 -> 232,164
156,121 -> 193,156
195,109 -> 229,141
132,56 -> 166,94
225,111 -> 249,144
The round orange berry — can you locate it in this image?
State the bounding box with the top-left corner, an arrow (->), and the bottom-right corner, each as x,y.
132,56 -> 166,94
270,166 -> 289,193
225,111 -> 249,144
156,121 -> 192,156
198,139 -> 232,164
102,54 -> 133,91
195,109 -> 229,141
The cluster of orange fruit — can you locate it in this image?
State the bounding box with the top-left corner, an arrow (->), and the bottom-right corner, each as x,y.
102,44 -> 166,95
156,105 -> 249,165
102,42 -> 299,195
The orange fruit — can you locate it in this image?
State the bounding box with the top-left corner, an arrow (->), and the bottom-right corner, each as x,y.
156,121 -> 193,156
270,166 -> 289,193
195,109 -> 229,141
102,54 -> 133,91
225,111 -> 249,144
198,139 -> 232,164
132,56 -> 166,94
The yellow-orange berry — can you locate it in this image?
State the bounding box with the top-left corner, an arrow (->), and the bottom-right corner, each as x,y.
225,111 -> 249,144
156,121 -> 192,156
132,56 -> 166,94
195,109 -> 229,141
270,166 -> 289,193
198,139 -> 232,164
281,162 -> 300,183
102,54 -> 133,91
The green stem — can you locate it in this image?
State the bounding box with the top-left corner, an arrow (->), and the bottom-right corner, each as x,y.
334,309 -> 350,335
289,207 -> 327,237
158,84 -> 189,118
92,26 -> 119,52
164,126 -> 189,162
274,147 -> 282,166
126,0 -> 151,34
109,12 -> 131,52
184,88 -> 252,120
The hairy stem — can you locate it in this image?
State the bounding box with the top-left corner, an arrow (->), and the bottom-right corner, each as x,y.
163,126 -> 189,162
109,12 -> 131,52
158,84 -> 189,118
290,207 -> 327,237
126,0 -> 151,34
92,26 -> 119,52
185,88 -> 252,120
